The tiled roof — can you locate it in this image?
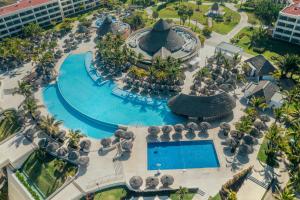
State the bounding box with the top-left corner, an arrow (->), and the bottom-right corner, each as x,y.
245,55 -> 276,77
0,0 -> 50,16
282,3 -> 300,16
245,80 -> 279,102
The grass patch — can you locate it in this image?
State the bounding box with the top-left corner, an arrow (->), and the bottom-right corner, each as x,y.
170,192 -> 195,200
245,12 -> 260,25
154,2 -> 240,34
257,137 -> 268,164
0,109 -> 21,143
232,27 -> 300,61
21,151 -> 78,198
211,6 -> 241,34
93,187 -> 127,200
210,193 -> 221,200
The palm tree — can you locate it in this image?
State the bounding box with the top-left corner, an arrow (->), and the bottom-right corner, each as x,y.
68,129 -> 83,149
273,107 -> 284,123
277,54 -> 299,79
275,184 -> 295,200
187,8 -> 194,25
39,115 -> 63,138
176,186 -> 188,200
16,81 -> 32,97
196,0 -> 202,11
227,190 -> 237,200
21,97 -> 43,120
53,158 -> 66,174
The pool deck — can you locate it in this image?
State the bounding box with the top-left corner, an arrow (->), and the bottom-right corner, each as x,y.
0,14 -> 289,200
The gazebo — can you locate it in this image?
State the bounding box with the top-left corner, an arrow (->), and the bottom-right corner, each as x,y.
215,42 -> 243,59
168,92 -> 236,121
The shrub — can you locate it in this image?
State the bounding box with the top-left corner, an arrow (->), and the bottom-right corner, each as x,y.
202,26 -> 212,37
15,171 -> 40,200
253,47 -> 266,53
198,34 -> 206,46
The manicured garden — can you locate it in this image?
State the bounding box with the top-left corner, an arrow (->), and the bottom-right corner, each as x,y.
20,150 -> 78,198
232,27 -> 300,61
0,109 -> 21,143
257,137 -> 268,164
93,187 -> 128,200
154,2 -> 240,34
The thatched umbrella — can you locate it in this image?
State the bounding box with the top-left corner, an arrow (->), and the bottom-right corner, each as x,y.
225,137 -> 237,147
230,130 -> 243,139
186,122 -> 198,133
56,147 -> 68,157
249,127 -> 261,138
68,150 -> 80,161
148,126 -> 160,135
57,130 -> 66,140
121,141 -> 133,152
46,142 -> 59,152
78,156 -> 90,166
220,122 -> 231,136
238,143 -> 253,154
199,122 -> 211,133
260,114 -> 270,123
129,176 -> 143,190
24,128 -> 35,141
161,125 -> 173,135
254,119 -> 265,130
38,138 -> 48,149
114,129 -> 125,140
80,139 -> 91,152
145,176 -> 159,189
173,124 -> 184,133
243,135 -> 256,146
101,138 -> 112,148
160,175 -> 174,187
122,131 -> 134,140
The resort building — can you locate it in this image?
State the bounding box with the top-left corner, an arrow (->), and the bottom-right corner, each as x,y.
126,19 -> 201,66
168,92 -> 236,121
243,80 -> 284,108
244,55 -> 276,82
273,1 -> 300,45
0,0 -> 102,38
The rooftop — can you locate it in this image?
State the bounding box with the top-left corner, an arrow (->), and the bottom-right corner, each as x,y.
244,80 -> 279,102
244,55 -> 276,76
215,42 -> 243,55
0,0 -> 50,16
282,3 -> 300,16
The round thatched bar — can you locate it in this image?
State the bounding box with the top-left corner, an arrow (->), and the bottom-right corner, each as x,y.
139,19 -> 184,55
168,92 -> 236,121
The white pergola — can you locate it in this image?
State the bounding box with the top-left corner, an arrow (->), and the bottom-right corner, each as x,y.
214,42 -> 243,58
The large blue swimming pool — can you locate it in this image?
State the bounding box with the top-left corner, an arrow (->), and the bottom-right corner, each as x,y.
43,52 -> 184,139
147,140 -> 220,170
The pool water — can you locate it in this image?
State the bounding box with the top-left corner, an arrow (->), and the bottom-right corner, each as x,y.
43,52 -> 184,139
147,140 -> 220,170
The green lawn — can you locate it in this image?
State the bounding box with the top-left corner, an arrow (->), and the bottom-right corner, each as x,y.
257,137 -> 268,164
232,27 -> 300,61
245,12 -> 260,25
210,193 -> 221,200
154,2 -> 240,34
211,6 -> 241,34
21,151 -> 78,198
93,187 -> 127,200
170,192 -> 195,200
0,110 -> 21,142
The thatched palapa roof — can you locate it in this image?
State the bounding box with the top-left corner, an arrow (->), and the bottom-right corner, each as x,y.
98,16 -> 120,36
139,19 -> 184,55
168,92 -> 236,119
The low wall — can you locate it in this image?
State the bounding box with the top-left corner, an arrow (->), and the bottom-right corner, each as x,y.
7,168 -> 33,200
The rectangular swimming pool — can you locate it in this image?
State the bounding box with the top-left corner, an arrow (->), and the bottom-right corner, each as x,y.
147,140 -> 220,170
